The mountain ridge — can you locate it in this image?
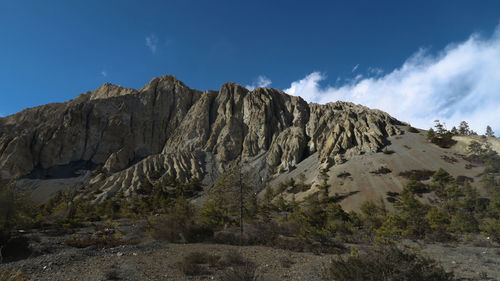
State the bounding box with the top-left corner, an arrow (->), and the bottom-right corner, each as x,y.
1,74 -> 404,203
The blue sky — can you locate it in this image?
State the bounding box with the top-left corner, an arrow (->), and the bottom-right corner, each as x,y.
1,0 -> 500,133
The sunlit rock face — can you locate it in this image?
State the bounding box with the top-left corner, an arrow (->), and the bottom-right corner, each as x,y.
0,75 -> 401,199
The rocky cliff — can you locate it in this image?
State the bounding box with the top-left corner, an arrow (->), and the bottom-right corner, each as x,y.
0,75 -> 403,200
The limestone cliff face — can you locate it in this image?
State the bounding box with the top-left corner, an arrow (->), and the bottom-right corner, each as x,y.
0,75 -> 201,179
0,75 -> 402,199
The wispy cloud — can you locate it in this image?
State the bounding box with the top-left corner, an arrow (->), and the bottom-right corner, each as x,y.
145,34 -> 159,54
100,70 -> 108,77
367,67 -> 383,76
351,64 -> 359,73
285,25 -> 500,134
245,75 -> 272,91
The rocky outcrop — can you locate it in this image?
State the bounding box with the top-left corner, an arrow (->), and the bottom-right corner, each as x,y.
0,75 -> 402,199
0,75 -> 201,179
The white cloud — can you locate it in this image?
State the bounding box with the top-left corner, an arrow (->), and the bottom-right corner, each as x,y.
245,75 -> 272,91
285,26 -> 500,134
351,64 -> 359,73
145,34 -> 159,54
101,70 -> 107,77
367,67 -> 383,76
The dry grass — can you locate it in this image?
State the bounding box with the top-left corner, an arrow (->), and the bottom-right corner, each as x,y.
177,250 -> 258,278
324,246 -> 456,281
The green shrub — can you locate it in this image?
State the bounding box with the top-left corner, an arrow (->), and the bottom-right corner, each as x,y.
370,167 -> 392,175
398,169 -> 435,181
198,199 -> 231,228
481,218 -> 500,243
360,201 -> 386,230
405,179 -> 428,194
407,126 -> 420,133
0,184 -> 38,231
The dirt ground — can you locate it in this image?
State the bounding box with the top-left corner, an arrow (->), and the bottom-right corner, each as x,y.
1,219 -> 499,281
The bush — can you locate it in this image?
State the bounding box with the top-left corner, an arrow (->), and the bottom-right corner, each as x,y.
219,250 -> 247,266
183,225 -> 214,243
148,196 -> 202,242
0,184 -> 38,233
407,126 -> 420,133
324,246 -> 456,281
456,175 -> 473,186
177,252 -> 213,276
218,250 -> 262,281
431,133 -> 457,148
213,231 -> 245,246
370,167 -> 392,175
198,199 -> 231,228
148,214 -> 213,243
441,155 -> 458,164
337,172 -> 351,179
220,261 -> 260,281
382,148 -> 395,155
398,169 -> 435,181
1,236 -> 32,262
177,250 -> 256,277
406,179 -> 429,194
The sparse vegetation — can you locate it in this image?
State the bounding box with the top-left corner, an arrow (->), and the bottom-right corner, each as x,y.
382,147 -> 395,154
337,172 -> 351,179
485,125 -> 495,137
426,120 -> 457,148
441,155 -> 458,164
407,126 -> 420,133
1,126 -> 499,280
176,250 -> 260,279
370,167 -> 392,175
177,251 -> 214,276
324,246 -> 456,281
398,169 -> 435,181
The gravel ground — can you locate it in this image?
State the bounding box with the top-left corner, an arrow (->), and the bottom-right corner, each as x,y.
1,220 -> 499,281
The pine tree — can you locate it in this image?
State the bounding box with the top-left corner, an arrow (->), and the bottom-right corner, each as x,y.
486,125 -> 495,137
458,121 -> 470,135
319,168 -> 331,200
434,120 -> 447,134
426,128 -> 436,141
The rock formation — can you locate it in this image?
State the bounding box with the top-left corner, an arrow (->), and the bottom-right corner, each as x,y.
0,75 -> 402,200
